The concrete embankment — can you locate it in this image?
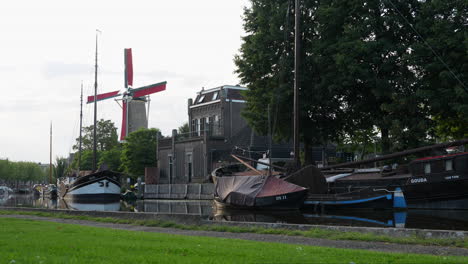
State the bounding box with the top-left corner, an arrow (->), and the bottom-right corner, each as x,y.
2,207 -> 467,240
144,184 -> 214,200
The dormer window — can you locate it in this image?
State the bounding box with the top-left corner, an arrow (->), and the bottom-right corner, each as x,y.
212,91 -> 218,100
198,95 -> 205,103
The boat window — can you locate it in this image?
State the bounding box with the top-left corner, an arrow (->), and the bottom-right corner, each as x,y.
445,160 -> 453,171
424,163 -> 431,174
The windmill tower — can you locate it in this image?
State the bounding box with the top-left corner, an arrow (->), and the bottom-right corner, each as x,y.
87,49 -> 166,140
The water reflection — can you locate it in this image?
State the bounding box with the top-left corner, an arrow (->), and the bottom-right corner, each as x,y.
59,199 -> 120,211
213,208 -> 468,231
1,194 -> 468,231
136,200 -> 213,216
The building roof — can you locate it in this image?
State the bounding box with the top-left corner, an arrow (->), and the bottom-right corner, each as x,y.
191,85 -> 247,108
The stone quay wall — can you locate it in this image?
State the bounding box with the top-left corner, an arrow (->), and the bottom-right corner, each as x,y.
144,183 -> 214,200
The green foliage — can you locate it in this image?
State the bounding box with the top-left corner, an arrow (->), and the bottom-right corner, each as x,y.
0,217 -> 466,263
53,157 -> 67,180
178,122 -> 189,134
69,150 -> 101,171
120,128 -> 159,178
0,160 -> 46,183
411,0 -> 467,140
73,119 -> 119,152
70,119 -> 123,172
98,146 -> 123,172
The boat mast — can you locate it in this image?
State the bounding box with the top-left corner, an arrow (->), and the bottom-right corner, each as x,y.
268,104 -> 272,177
78,83 -> 83,171
293,0 -> 301,168
49,122 -> 52,184
93,31 -> 99,171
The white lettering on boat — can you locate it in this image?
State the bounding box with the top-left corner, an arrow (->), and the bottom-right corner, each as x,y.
410,178 -> 428,184
444,175 -> 459,180
275,195 -> 287,201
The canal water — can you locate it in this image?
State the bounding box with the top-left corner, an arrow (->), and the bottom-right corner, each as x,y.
1,194 -> 468,231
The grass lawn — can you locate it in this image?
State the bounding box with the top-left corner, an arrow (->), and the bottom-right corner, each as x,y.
0,218 -> 466,264
1,210 -> 467,249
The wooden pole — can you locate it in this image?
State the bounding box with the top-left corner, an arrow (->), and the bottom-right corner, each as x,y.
49,122 -> 52,184
293,0 -> 301,169
78,83 -> 83,171
231,155 -> 263,176
93,30 -> 99,171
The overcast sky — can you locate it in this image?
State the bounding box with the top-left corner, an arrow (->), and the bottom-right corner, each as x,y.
0,0 -> 250,163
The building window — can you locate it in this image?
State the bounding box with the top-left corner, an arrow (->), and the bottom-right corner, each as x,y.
212,91 -> 218,100
186,153 -> 193,182
191,119 -> 196,135
213,115 -> 221,135
424,163 -> 431,174
198,95 -> 205,103
445,160 -> 453,171
168,155 -> 173,179
195,119 -> 199,136
208,116 -> 214,133
200,117 -> 206,135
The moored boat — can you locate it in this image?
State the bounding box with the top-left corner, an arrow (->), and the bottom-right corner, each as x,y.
324,150 -> 468,209
213,164 -> 308,209
58,168 -> 121,203
303,188 -> 406,210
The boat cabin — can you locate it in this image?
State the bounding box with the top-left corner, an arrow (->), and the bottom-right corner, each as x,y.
409,152 -> 468,177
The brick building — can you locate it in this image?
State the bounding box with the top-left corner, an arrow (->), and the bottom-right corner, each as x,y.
157,85 -> 293,184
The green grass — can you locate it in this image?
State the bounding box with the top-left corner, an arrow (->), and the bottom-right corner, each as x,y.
1,209 -> 467,249
0,217 -> 466,264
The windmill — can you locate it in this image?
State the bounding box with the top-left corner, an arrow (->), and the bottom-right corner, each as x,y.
87,48 -> 166,141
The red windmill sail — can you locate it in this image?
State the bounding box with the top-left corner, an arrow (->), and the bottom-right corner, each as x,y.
124,48 -> 133,88
87,48 -> 166,140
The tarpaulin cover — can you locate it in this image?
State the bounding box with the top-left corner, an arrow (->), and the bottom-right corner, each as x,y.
257,176 -> 307,198
215,175 -> 267,207
284,165 -> 328,194
215,175 -> 307,207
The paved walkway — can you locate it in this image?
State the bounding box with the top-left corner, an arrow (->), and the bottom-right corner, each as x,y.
2,214 -> 468,257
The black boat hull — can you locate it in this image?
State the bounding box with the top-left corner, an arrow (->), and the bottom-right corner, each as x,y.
331,173 -> 468,209
215,189 -> 308,210
403,178 -> 468,209
59,170 -> 121,202
303,192 -> 396,210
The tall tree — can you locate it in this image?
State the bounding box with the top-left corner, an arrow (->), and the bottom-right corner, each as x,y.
120,128 -> 159,178
412,0 -> 468,140
53,157 -> 68,180
235,0 -> 456,163
69,150 -> 100,171
325,0 -> 433,152
178,122 -> 189,134
73,119 -> 119,152
98,146 -> 123,172
0,160 -> 45,183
